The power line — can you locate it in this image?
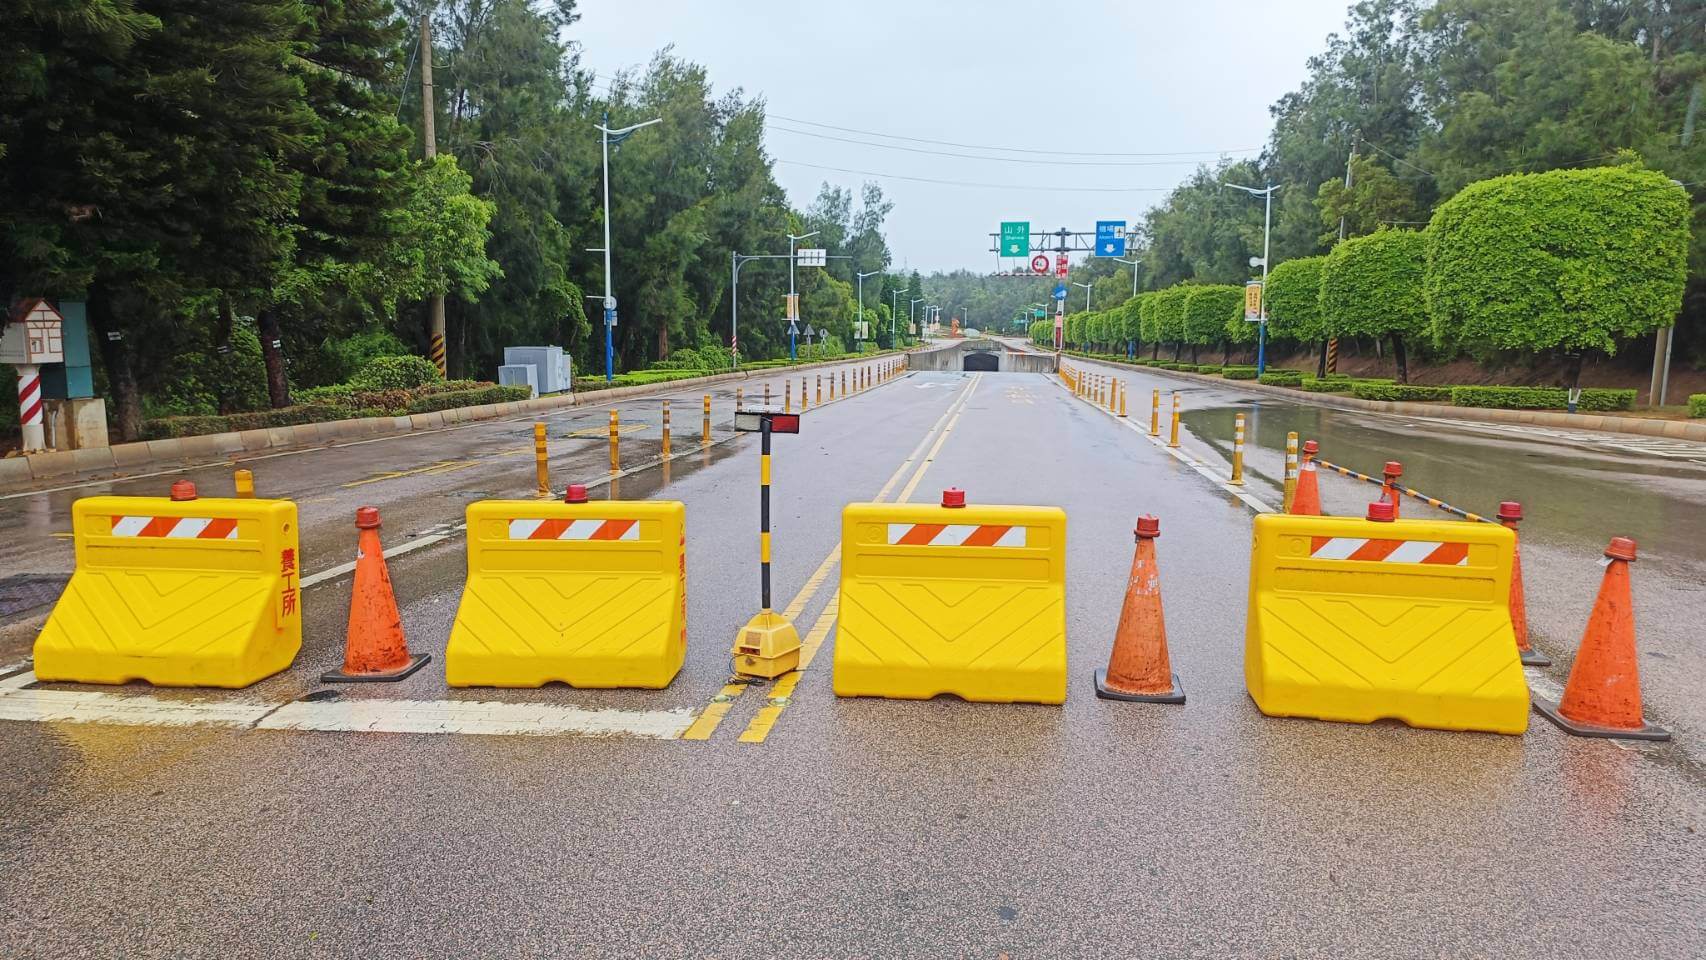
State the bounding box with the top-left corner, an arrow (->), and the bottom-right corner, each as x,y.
768,124 -> 1245,168
774,159 -> 1173,193
769,113 -> 1258,159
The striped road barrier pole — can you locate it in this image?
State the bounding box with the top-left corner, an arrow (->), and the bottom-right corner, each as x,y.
1169,394 -> 1181,448
1150,389 -> 1160,436
703,394 -> 712,446
608,410 -> 620,475
1315,457 -> 1496,523
1283,432 -> 1299,512
661,401 -> 672,459
534,422 -> 550,497
1231,414 -> 1246,485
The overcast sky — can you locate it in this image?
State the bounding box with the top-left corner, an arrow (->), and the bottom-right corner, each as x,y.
572,0 -> 1353,274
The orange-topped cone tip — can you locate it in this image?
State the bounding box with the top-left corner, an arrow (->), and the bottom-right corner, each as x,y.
1532,537 -> 1668,741
1094,514 -> 1184,704
322,506 -> 432,683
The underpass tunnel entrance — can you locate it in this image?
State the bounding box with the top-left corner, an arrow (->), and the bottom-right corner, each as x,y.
962,352 -> 1000,372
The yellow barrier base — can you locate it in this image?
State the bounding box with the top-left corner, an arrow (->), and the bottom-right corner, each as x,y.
1244,513 -> 1529,735
732,610 -> 800,679
445,500 -> 687,689
33,496 -> 302,688
834,501 -> 1067,705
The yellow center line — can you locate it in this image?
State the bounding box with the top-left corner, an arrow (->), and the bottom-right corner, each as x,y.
733,374 -> 980,744
341,460 -> 480,488
684,372 -> 973,743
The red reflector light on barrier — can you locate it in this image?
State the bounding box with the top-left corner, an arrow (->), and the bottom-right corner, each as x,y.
769,413 -> 801,434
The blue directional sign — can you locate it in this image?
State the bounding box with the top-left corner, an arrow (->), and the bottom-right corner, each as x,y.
1052,283 -> 1068,302
1095,220 -> 1127,257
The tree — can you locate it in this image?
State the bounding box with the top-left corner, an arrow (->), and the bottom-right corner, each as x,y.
1315,155 -> 1427,243
1424,164 -> 1689,387
1320,229 -> 1429,381
1264,256 -> 1328,344
1184,285 -> 1243,364
1153,286 -> 1192,359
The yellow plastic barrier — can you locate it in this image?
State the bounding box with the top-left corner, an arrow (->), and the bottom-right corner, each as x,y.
445,499 -> 686,688
834,498 -> 1067,704
34,495 -> 301,687
1244,513 -> 1529,734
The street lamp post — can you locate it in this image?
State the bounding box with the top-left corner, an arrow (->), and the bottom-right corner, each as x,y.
594,113 -> 662,382
891,289 -> 904,341
910,298 -> 925,339
1072,281 -> 1093,314
1224,180 -> 1280,376
856,269 -> 881,348
786,230 -> 819,363
1112,257 -> 1143,358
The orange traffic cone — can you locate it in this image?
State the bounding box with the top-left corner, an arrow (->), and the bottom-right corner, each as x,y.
1094,515 -> 1185,704
1498,501 -> 1549,667
1532,537 -> 1668,740
322,506 -> 432,683
1290,440 -> 1322,516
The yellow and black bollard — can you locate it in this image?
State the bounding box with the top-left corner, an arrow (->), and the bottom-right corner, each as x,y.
1283,432 -> 1299,512
1230,413 -> 1246,486
609,410 -> 620,474
661,400 -> 672,459
801,377 -> 808,410
1118,381 -> 1127,418
234,468 -> 255,499
703,394 -> 712,447
534,422 -> 550,497
816,374 -> 822,406
731,408 -> 805,679
784,380 -> 791,413
1150,389 -> 1160,436
1169,394 -> 1181,448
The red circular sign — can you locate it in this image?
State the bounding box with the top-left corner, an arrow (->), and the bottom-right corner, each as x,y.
1030,254 -> 1049,275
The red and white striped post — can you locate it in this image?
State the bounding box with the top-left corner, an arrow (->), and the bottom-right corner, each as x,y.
16,364 -> 44,452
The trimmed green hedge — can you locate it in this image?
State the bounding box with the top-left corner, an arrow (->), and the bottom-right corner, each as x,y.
1448,385 -> 1636,411
1222,367 -> 1258,380
1258,371 -> 1304,386
1353,383 -> 1455,402
142,403 -> 352,440
1690,394 -> 1706,418
1301,378 -> 1354,393
405,385 -> 531,414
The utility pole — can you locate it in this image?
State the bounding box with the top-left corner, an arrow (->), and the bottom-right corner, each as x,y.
420,13 -> 446,377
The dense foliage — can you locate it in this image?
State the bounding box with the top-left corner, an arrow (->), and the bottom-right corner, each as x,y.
1319,229 -> 1429,381
0,0 -> 902,443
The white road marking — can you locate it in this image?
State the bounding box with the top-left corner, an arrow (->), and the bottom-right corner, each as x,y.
0,670 -> 694,739
257,698 -> 693,739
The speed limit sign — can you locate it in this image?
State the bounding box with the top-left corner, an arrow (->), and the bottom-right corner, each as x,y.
1029,254 -> 1049,274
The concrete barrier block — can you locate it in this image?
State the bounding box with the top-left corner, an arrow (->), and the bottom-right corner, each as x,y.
71,447 -> 117,474
267,426 -> 295,447
410,412 -> 445,430
145,439 -> 186,461
240,429 -> 273,451
27,450 -> 80,478
1660,421 -> 1693,439
111,443 -> 153,467
0,457 -> 36,486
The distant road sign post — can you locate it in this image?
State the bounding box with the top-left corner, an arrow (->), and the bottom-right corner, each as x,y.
1095,220 -> 1127,257
1000,221 -> 1030,257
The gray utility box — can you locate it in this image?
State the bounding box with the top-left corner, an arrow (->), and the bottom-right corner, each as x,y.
502,346 -> 571,395
497,363 -> 539,399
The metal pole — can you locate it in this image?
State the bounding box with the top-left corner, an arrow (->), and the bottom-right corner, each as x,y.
1231,413 -> 1246,485
420,15 -> 447,377
731,252 -> 739,370
601,120 -> 614,382
661,401 -> 671,459
788,234 -> 797,363
608,409 -> 619,474
759,417 -> 773,611
1258,183 -> 1272,377
1283,432 -> 1299,512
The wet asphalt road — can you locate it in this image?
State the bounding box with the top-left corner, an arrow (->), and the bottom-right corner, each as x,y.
1,359 -> 1704,959
1047,346 -> 1706,755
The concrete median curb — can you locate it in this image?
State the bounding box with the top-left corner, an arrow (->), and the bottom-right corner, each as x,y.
2,349 -> 920,491
1066,355 -> 1706,444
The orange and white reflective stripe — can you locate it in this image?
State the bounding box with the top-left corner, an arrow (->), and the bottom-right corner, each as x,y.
886,523 -> 1027,547
110,516 -> 240,539
506,518 -> 639,541
1309,537 -> 1468,565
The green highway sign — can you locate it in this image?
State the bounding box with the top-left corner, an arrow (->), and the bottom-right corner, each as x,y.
1000,221 -> 1030,257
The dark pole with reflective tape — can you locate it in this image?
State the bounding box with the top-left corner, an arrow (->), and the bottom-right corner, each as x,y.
760,415 -> 772,611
